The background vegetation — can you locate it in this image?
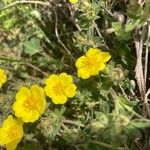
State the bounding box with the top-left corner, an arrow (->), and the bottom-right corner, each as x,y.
0,0 -> 150,149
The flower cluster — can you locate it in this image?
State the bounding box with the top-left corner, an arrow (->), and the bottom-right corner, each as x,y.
0,47 -> 111,149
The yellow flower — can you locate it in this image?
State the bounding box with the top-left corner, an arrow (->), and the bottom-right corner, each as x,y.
44,73 -> 77,104
69,0 -> 78,4
75,48 -> 111,79
0,68 -> 7,88
0,115 -> 23,150
13,85 -> 46,123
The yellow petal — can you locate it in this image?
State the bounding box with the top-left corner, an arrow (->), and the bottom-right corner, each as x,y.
59,73 -> 73,84
0,128 -> 8,145
0,69 -> 7,87
90,63 -> 106,75
52,94 -> 67,104
45,74 -> 59,86
16,87 -> 30,101
77,68 -> 91,79
0,74 -> 7,84
69,0 -> 78,4
99,52 -> 111,62
22,110 -> 39,123
31,84 -> 44,100
6,141 -> 18,150
36,97 -> 46,115
98,63 -> 106,71
64,84 -> 77,97
75,56 -> 87,68
86,48 -> 101,58
90,68 -> 100,76
44,86 -> 52,98
3,115 -> 15,127
12,100 -> 25,117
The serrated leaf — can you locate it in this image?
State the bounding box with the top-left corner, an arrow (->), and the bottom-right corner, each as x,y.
112,22 -> 131,41
24,38 -> 41,55
125,19 -> 141,32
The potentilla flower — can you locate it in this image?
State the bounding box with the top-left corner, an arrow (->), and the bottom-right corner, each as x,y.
44,73 -> 77,104
0,115 -> 23,150
69,0 -> 78,4
75,48 -> 111,79
13,85 -> 46,123
0,68 -> 7,88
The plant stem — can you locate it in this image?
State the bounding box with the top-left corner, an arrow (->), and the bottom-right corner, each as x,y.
0,56 -> 48,64
119,101 -> 146,120
0,56 -> 48,76
62,119 -> 84,127
0,0 -> 50,12
89,140 -> 125,150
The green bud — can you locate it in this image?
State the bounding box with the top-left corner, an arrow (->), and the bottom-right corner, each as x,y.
111,68 -> 124,81
63,128 -> 85,144
116,115 -> 130,126
96,114 -> 108,126
85,102 -> 96,109
129,80 -> 136,90
103,66 -> 110,75
90,121 -> 105,133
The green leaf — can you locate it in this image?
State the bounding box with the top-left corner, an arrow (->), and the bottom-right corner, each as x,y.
24,38 -> 41,55
125,19 -> 141,32
112,22 -> 131,41
127,0 -> 142,19
129,119 -> 150,128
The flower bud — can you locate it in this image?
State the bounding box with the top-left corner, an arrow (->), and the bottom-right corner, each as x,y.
111,68 -> 124,81
116,115 -> 130,126
90,121 -> 104,133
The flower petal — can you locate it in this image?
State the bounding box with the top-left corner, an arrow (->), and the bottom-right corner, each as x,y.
99,52 -> 111,62
22,110 -> 39,123
0,128 -> 8,145
45,74 -> 59,86
98,63 -> 106,71
31,84 -> 44,100
3,115 -> 15,127
52,94 -> 67,104
75,56 -> 87,68
64,84 -> 77,97
44,86 -> 52,98
59,73 -> 73,85
16,87 -> 30,101
77,68 -> 91,79
86,48 -> 101,58
6,140 -> 18,150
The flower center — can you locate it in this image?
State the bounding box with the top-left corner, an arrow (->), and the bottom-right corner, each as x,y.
52,82 -> 65,95
24,98 -> 36,111
86,57 -> 95,68
7,126 -> 19,141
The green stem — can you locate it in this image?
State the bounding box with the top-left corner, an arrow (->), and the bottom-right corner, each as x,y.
0,56 -> 32,64
89,140 -> 125,150
62,119 -> 84,127
119,101 -> 146,120
0,56 -> 48,76
0,1 -> 50,12
0,56 -> 48,64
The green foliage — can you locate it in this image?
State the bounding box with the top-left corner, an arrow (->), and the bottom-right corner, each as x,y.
0,0 -> 150,149
24,38 -> 41,55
